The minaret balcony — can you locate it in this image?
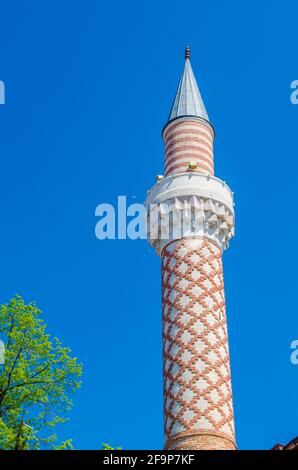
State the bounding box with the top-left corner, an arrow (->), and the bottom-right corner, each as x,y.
146,172 -> 234,255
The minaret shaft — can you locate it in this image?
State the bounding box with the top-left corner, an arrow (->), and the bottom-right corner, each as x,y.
162,238 -> 235,450
163,117 -> 214,176
146,48 -> 236,450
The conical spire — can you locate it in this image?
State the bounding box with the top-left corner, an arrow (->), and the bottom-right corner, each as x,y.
168,47 -> 209,123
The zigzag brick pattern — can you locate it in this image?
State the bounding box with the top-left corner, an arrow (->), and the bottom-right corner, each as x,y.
161,237 -> 235,449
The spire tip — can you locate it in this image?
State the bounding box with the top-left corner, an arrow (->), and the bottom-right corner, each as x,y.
185,46 -> 190,60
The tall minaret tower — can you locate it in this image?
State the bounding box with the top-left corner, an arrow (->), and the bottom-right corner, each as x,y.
146,47 -> 236,450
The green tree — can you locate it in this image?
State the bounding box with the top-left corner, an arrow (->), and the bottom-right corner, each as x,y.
0,295 -> 82,449
101,443 -> 122,450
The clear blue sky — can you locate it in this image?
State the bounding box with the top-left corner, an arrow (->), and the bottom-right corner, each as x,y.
0,0 -> 297,450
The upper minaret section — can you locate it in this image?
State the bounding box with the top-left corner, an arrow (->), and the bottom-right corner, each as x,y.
163,47 -> 215,177
168,46 -> 209,123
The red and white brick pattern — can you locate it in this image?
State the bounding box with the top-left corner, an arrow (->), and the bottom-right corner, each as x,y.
161,238 -> 235,448
163,118 -> 214,177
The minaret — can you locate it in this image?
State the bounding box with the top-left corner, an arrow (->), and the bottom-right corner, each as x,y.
146,47 -> 236,450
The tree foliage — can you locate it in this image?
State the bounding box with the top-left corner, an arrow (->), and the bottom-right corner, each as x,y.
0,295 -> 82,449
101,443 -> 122,450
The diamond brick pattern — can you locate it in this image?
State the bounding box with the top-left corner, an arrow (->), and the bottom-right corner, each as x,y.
162,238 -> 235,445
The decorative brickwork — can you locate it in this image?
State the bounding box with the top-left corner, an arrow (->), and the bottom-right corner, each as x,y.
163,118 -> 214,177
166,430 -> 236,450
161,238 -> 235,448
146,48 -> 236,450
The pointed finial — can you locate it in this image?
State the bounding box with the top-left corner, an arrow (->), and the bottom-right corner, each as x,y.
185,45 -> 190,60
166,44 -> 210,125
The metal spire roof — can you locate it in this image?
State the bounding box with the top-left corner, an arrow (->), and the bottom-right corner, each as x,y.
168,47 -> 209,123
